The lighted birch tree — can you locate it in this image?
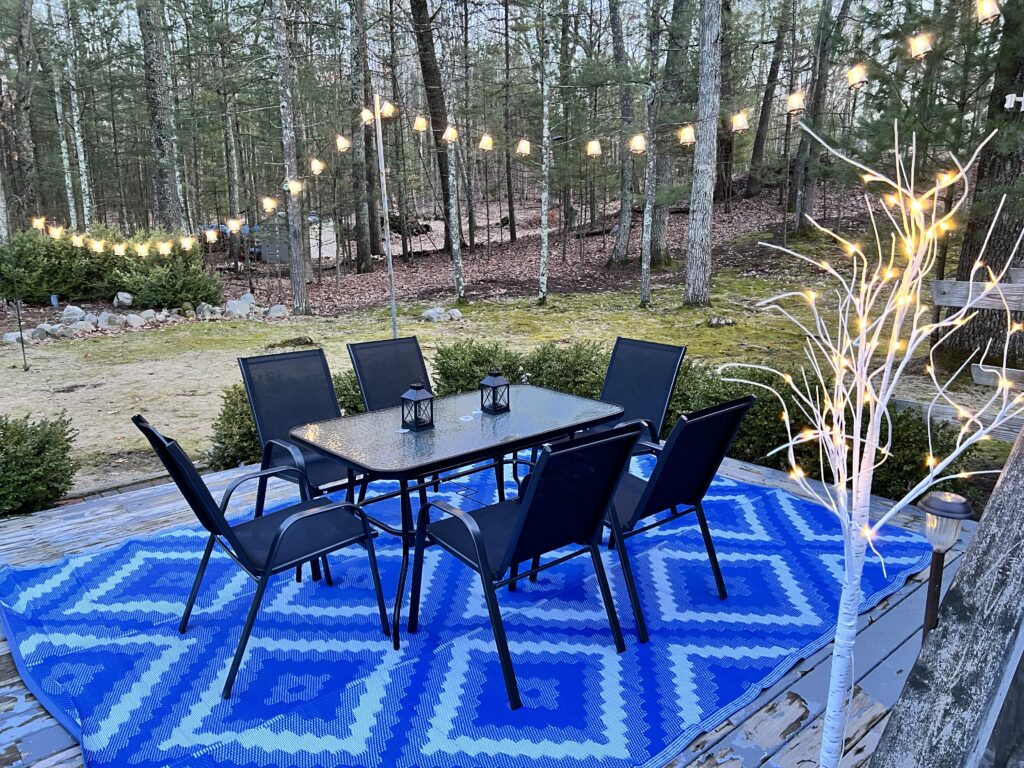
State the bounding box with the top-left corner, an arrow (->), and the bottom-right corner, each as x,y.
721,123 -> 1024,768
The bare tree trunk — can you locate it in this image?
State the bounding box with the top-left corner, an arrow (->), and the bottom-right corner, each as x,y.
640,0 -> 666,306
350,0 -> 372,273
13,0 -> 38,213
538,0 -> 555,303
713,0 -> 733,203
461,0 -> 476,253
270,0 -> 309,313
745,2 -> 786,199
136,0 -> 184,230
65,0 -> 91,226
218,25 -> 241,271
47,0 -> 78,230
503,0 -> 517,242
608,0 -> 633,264
684,0 -> 721,306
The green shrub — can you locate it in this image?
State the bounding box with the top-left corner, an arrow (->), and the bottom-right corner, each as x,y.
433,340 -> 527,395
208,370 -> 365,470
114,250 -> 222,309
0,231 -> 129,304
521,341 -> 609,399
871,408 -> 971,502
0,413 -> 78,516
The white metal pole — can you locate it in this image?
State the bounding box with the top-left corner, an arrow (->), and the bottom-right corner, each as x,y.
373,93 -> 399,339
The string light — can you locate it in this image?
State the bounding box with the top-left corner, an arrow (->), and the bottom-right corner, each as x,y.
479,132 -> 494,151
47,225 -> 64,240
786,92 -> 805,115
379,100 -> 397,118
909,33 -> 932,59
730,112 -> 749,133
628,133 -> 646,154
789,466 -> 806,480
412,115 -> 428,133
925,454 -> 938,468
516,137 -> 532,156
336,134 -> 352,152
442,125 -> 459,143
158,240 -> 173,255
31,216 -> 46,231
310,158 -> 326,176
287,179 -> 304,196
977,0 -> 1001,23
805,289 -> 817,303
89,238 -> 104,253
847,64 -> 869,90
204,228 -> 219,244
71,234 -> 85,248
180,236 -> 196,251
262,196 -> 279,214
113,243 -> 127,256
134,242 -> 150,257
586,139 -> 602,157
360,107 -> 374,125
226,218 -> 243,234
678,124 -> 696,146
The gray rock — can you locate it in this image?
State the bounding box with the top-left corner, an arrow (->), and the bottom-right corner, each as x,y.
30,325 -> 49,341
420,307 -> 448,322
125,313 -> 147,329
60,305 -> 86,323
184,309 -> 197,319
447,308 -> 463,321
83,313 -> 98,325
141,309 -> 157,322
113,291 -> 133,308
196,302 -> 214,318
181,301 -> 195,313
224,299 -> 251,319
97,312 -> 123,330
240,292 -> 256,306
68,320 -> 95,335
56,325 -> 77,338
266,304 -> 290,320
156,311 -> 168,323
46,324 -> 64,337
3,331 -> 26,345
706,316 -> 736,327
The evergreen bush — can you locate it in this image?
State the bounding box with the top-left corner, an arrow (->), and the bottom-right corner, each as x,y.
0,413 -> 78,516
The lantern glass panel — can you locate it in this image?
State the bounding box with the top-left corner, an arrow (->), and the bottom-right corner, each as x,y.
401,383 -> 434,431
924,513 -> 962,553
480,370 -> 511,414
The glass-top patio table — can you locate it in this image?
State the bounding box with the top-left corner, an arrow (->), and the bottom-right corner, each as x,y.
290,384 -> 624,648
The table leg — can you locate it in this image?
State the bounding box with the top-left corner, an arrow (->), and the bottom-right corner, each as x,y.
391,478 -> 412,651
494,454 -> 506,503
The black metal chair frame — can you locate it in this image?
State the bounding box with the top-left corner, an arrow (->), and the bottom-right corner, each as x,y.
132,415 -> 390,698
407,423 -> 643,710
606,396 -> 756,643
347,336 -> 433,413
600,336 -> 686,443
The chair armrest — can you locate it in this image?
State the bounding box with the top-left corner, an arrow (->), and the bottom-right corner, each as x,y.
261,439 -> 307,475
265,500 -> 368,568
419,500 -> 495,576
635,439 -> 663,454
219,466 -> 313,515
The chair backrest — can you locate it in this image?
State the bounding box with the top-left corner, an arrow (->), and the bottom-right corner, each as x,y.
600,337 -> 686,437
347,336 -> 432,412
238,349 -> 342,448
629,395 -> 756,527
132,415 -> 247,561
503,422 -> 643,571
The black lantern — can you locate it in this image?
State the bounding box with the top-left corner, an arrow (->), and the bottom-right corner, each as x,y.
918,491 -> 972,642
401,382 -> 434,431
480,369 -> 511,414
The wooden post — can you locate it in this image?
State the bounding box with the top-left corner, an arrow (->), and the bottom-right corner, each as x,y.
869,427 -> 1024,768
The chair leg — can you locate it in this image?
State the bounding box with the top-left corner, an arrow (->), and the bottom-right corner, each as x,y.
364,534 -> 391,638
310,558 -> 323,582
695,502 -> 727,600
321,556 -> 333,587
507,561 -> 519,592
295,565 -> 302,583
612,531 -> 649,643
494,459 -> 505,503
254,476 -> 269,518
528,555 -> 540,582
179,534 -> 215,634
222,571 -> 271,698
409,511 -> 429,634
480,574 -> 522,710
590,543 -> 626,653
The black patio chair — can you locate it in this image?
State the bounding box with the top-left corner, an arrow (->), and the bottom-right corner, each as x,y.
600,337 -> 686,444
408,421 -> 643,710
606,395 -> 755,643
347,336 -> 432,412
238,349 -> 351,515
132,415 -> 390,699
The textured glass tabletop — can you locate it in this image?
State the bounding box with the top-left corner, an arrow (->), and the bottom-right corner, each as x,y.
290,385 -> 624,477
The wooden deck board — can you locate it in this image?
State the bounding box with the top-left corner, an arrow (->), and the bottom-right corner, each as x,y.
0,460 -> 953,768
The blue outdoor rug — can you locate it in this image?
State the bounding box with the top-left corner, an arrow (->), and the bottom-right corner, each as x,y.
0,456 -> 931,768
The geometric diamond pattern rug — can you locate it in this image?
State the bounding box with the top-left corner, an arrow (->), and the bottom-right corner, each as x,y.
0,456 -> 931,768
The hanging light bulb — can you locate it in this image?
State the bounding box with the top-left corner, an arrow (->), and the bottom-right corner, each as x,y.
909,33 -> 932,59
287,179 -> 304,196
360,107 -> 375,125
47,225 -> 64,240
380,100 -> 397,118
134,242 -> 150,257
412,114 -> 428,133
204,228 -> 219,244
30,216 -> 46,231
786,91 -> 806,115
678,124 -> 696,147
442,125 -> 459,143
113,243 -> 128,256
226,217 -> 243,234
158,240 -> 173,255
310,157 -> 326,176
262,196 -> 279,214
89,238 -> 105,253
516,137 -> 532,156
977,0 -> 1001,22
180,236 -> 196,251
335,134 -> 352,153
586,139 -> 602,157
478,132 -> 494,151
71,234 -> 85,248
628,133 -> 646,154
730,111 -> 749,133
847,63 -> 869,90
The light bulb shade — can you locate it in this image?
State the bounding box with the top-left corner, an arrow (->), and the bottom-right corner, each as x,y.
730,112 -> 749,133
442,125 -> 459,143
478,132 -> 494,151
180,236 -> 195,251
310,158 -> 326,175
226,217 -> 243,233
134,243 -> 150,257
412,115 -> 428,132
204,228 -> 219,243
586,139 -> 602,157
786,91 -> 805,115
261,196 -> 279,213
515,138 -> 531,156
336,134 -> 352,152
918,491 -> 972,553
31,216 -> 46,230
113,243 -> 128,256
977,0 -> 1001,22
287,179 -> 304,196
678,125 -> 696,146
380,100 -> 397,118
909,34 -> 932,59
158,240 -> 173,255
360,107 -> 375,125
628,133 -> 646,154
847,64 -> 868,90
89,238 -> 104,253
47,225 -> 63,239
71,234 -> 85,248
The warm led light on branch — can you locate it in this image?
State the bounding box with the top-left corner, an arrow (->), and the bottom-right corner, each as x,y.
516,138 -> 532,156
628,133 -> 646,154
678,124 -> 696,146
786,91 -> 805,115
478,132 -> 494,151
586,139 -> 602,157
847,64 -> 868,90
909,33 -> 932,59
730,112 -> 749,133
442,125 -> 458,143
335,134 -> 352,152
412,115 -> 428,133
